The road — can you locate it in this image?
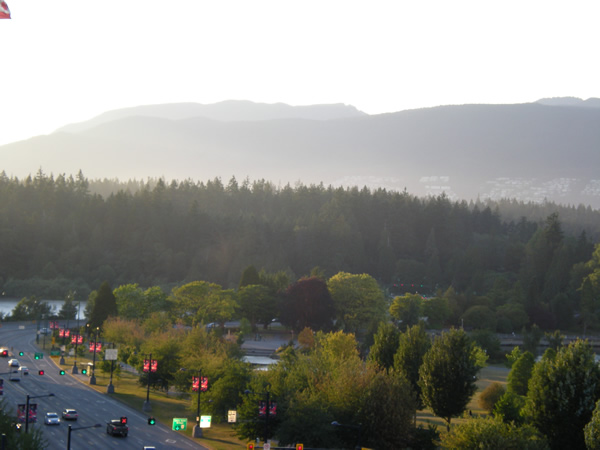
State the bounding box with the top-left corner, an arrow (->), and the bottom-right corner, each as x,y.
0,322 -> 206,450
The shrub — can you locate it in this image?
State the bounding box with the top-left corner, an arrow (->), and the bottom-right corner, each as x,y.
478,382 -> 505,412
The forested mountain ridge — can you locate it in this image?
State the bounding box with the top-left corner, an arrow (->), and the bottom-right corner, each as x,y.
1,171 -> 599,332
2,99 -> 600,207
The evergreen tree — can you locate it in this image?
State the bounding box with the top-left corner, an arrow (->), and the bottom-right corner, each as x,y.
89,281 -> 117,328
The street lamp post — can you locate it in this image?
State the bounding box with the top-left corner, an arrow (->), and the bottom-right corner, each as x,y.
245,389 -> 275,445
67,423 -> 101,450
25,393 -> 55,433
193,369 -> 205,438
89,326 -> 99,385
72,300 -> 81,374
143,353 -> 155,412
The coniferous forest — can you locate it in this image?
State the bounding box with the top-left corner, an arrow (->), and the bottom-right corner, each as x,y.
1,169 -> 600,332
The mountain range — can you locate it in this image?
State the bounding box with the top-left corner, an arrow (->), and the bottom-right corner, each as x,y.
1,98 -> 600,208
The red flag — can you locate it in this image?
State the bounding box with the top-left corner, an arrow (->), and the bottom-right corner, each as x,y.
0,1 -> 11,19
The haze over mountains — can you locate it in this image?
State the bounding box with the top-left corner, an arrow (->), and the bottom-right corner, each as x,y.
2,98 -> 600,208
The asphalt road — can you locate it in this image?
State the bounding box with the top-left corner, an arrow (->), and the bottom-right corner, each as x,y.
0,321 -> 206,450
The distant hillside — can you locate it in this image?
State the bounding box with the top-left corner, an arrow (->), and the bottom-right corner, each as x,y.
2,99 -> 600,208
55,100 -> 367,134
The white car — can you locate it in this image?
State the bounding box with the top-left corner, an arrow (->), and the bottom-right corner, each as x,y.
8,359 -> 19,367
9,370 -> 20,382
44,412 -> 60,425
18,366 -> 29,375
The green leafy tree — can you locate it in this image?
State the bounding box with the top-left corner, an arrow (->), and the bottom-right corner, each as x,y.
493,390 -> 526,425
584,399 -> 600,450
422,296 -> 451,329
327,272 -> 387,333
238,284 -> 277,329
525,339 -> 600,449
440,415 -> 548,450
508,351 -> 535,396
169,281 -> 237,326
419,328 -> 480,430
113,283 -> 146,319
367,321 -> 400,370
393,322 -> 431,408
470,329 -> 502,361
88,281 -> 117,328
359,370 -> 418,450
462,305 -> 497,331
9,295 -> 52,321
544,330 -> 564,352
138,330 -> 184,393
390,293 -> 424,329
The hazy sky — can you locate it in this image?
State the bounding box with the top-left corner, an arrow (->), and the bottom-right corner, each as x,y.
2,1 -> 599,146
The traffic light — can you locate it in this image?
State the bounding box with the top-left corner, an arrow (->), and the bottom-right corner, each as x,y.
18,351 -> 24,356
81,368 -> 87,375
246,443 -> 255,450
1,350 -> 8,357
120,416 -> 127,425
148,417 -> 156,425
296,444 -> 304,450
38,370 -> 45,375
34,353 -> 41,360
59,370 -> 65,375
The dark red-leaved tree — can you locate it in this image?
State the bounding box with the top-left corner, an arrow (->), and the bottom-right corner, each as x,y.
280,276 -> 335,332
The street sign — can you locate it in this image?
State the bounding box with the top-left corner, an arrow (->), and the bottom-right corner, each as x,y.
228,410 -> 237,423
172,418 -> 187,431
200,415 -> 211,428
264,444 -> 271,450
105,349 -> 118,360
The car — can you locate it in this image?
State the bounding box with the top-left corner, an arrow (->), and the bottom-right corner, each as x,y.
62,409 -> 78,420
9,370 -> 20,382
44,412 -> 60,425
17,366 -> 29,375
8,359 -> 19,367
106,419 -> 128,437
39,328 -> 50,335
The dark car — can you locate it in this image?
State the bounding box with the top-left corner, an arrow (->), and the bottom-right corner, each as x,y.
62,409 -> 78,420
106,419 -> 128,437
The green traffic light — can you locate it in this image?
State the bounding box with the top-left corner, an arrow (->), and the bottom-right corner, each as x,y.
148,417 -> 156,425
35,355 -> 40,360
19,351 -> 24,356
59,370 -> 65,375
81,368 -> 87,375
